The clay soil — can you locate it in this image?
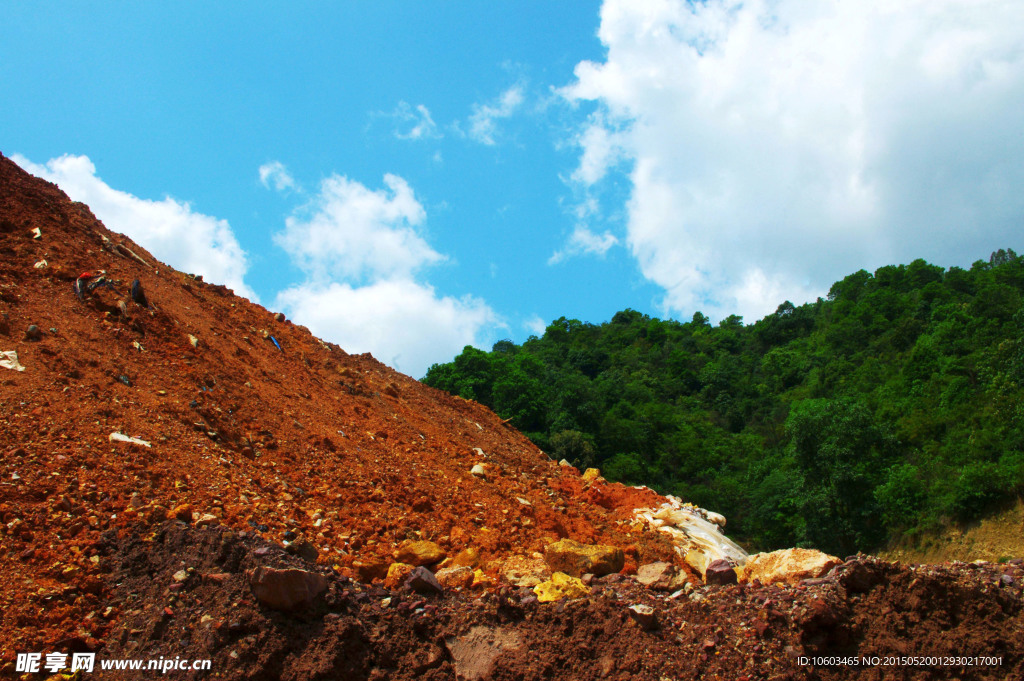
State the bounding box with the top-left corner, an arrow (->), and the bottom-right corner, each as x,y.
2,152 -> 1023,680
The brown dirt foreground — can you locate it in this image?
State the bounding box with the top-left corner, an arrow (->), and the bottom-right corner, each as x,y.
1,151 -> 1023,680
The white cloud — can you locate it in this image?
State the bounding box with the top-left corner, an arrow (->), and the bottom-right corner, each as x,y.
274,173 -> 497,376
13,154 -> 256,300
467,85 -> 525,145
276,280 -> 494,378
524,314 -> 547,336
548,225 -> 619,264
563,0 -> 1024,322
389,101 -> 442,140
274,173 -> 442,284
259,161 -> 295,192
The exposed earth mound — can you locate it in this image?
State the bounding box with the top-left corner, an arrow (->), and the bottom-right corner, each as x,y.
1,152 -> 1023,679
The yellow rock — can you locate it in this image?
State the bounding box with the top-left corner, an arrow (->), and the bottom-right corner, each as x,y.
384,562 -> 414,589
738,548 -> 842,586
470,568 -> 494,589
533,572 -> 591,603
544,538 -> 624,577
451,547 -> 481,568
582,468 -> 602,482
393,540 -> 446,566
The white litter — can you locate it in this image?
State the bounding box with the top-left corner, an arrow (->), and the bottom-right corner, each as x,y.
33,260 -> 48,269
0,351 -> 25,372
109,432 -> 152,448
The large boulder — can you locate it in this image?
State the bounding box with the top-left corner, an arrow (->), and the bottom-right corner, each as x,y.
393,540 -> 446,566
544,539 -> 624,577
739,548 -> 842,586
249,566 -> 327,610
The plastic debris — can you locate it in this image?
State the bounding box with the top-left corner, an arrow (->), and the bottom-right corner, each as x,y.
0,350 -> 26,372
188,335 -> 199,348
109,432 -> 151,448
31,227 -> 41,239
33,259 -> 47,269
74,270 -> 120,300
130,279 -> 149,307
269,336 -> 282,351
132,341 -> 145,352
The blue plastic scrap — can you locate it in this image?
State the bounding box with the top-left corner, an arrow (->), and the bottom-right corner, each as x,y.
270,336 -> 282,351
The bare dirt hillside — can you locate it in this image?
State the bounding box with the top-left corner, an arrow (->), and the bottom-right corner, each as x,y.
1,152 -> 1023,680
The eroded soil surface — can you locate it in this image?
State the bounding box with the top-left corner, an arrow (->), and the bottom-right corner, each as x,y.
2,152 -> 1023,679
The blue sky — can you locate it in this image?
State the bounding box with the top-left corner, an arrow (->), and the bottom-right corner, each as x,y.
4,1 -> 1023,376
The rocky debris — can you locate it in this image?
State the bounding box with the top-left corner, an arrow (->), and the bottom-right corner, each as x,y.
533,571 -> 591,602
195,513 -> 220,528
249,566 -> 327,610
635,561 -> 688,591
406,566 -> 443,594
285,538 -> 319,563
451,547 -> 481,568
704,558 -> 738,585
393,540 -> 446,566
435,566 -> 474,589
544,538 -> 624,577
470,463 -> 487,478
634,496 -> 748,577
628,603 -> 658,631
24,323 -> 40,340
740,548 -> 842,586
582,467 -> 602,482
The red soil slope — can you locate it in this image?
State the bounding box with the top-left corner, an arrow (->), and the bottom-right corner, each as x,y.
2,153 -> 1022,680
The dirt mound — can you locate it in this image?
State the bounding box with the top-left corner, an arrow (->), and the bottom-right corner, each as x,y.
1,152 -> 1023,679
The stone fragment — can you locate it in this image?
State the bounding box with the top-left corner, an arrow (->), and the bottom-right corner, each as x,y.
24,324 -> 40,341
451,547 -> 480,568
739,548 -> 842,586
435,566 -> 474,590
285,539 -> 319,563
173,569 -> 190,583
249,566 -> 327,611
544,539 -> 624,578
353,560 -> 388,582
273,312 -> 286,322
171,504 -> 194,522
394,540 -> 446,566
533,571 -> 591,603
445,626 -> 523,681
195,514 -> 220,528
704,559 -> 737,586
406,566 -> 443,595
635,561 -> 688,591
470,569 -> 493,589
385,563 -> 414,589
470,464 -> 487,478
582,467 -> 602,482
628,604 -> 658,631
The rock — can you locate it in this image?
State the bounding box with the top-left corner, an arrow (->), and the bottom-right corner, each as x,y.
195,513 -> 220,528
445,626 -> 523,681
171,504 -> 194,522
533,571 -> 591,603
582,468 -> 602,482
173,569 -> 190,583
24,324 -> 40,341
544,539 -> 624,577
385,562 -> 414,589
353,560 -> 389,582
739,548 -> 842,586
704,559 -> 737,585
406,566 -> 443,595
394,540 -> 446,567
636,561 -> 688,591
471,569 -> 493,589
470,464 -> 487,478
451,547 -> 480,568
705,511 -> 726,528
435,566 -> 474,590
249,566 -> 327,611
128,493 -> 143,509
1001,574 -> 1015,587
273,312 -> 286,322
285,539 -> 319,563
628,604 -> 658,631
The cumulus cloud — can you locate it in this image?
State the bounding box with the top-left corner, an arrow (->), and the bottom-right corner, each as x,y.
274,173 -> 496,377
388,101 -> 442,140
524,315 -> 547,336
259,161 -> 296,192
467,85 -> 525,145
13,154 -> 256,300
273,173 -> 441,284
548,225 -> 619,264
276,280 -> 495,378
563,0 -> 1024,322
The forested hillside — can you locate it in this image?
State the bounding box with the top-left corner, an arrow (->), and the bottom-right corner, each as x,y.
424,251 -> 1024,555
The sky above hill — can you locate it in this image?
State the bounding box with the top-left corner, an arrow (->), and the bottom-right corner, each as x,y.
3,1 -> 1023,377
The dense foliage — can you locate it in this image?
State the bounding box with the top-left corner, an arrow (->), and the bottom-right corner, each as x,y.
423,251 -> 1024,555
